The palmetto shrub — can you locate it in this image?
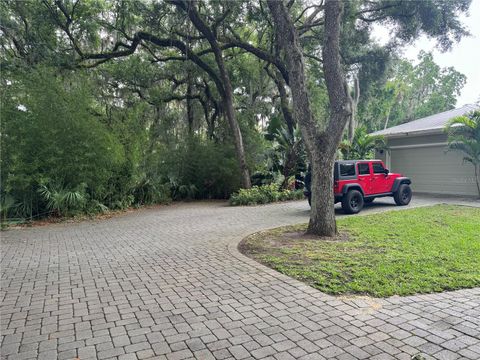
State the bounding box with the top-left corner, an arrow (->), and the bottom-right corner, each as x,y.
38,182 -> 87,217
230,184 -> 303,206
445,110 -> 480,197
132,178 -> 171,205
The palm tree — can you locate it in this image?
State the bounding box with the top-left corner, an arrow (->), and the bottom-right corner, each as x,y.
445,110 -> 480,197
339,126 -> 386,160
273,126 -> 306,189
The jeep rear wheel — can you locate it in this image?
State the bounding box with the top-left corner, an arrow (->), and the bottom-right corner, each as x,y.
341,190 -> 364,214
394,184 -> 412,206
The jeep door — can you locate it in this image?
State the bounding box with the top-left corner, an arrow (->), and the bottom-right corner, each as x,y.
372,161 -> 393,193
357,162 -> 373,195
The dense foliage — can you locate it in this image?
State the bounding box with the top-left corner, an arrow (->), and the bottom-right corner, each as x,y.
0,0 -> 471,222
0,66 -> 251,220
339,127 -> 386,160
445,111 -> 480,197
230,184 -> 303,206
2,68 -> 126,219
359,52 -> 466,132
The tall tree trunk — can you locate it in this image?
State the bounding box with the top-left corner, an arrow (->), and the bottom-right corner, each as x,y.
203,81 -> 219,140
186,72 -> 194,135
267,66 -> 297,190
347,74 -> 360,142
178,1 -> 251,188
315,0 -> 352,236
309,152 -> 337,235
278,78 -> 295,135
223,85 -> 251,188
268,0 -> 351,237
212,41 -> 251,188
384,106 -> 391,130
267,67 -> 295,135
214,51 -> 250,188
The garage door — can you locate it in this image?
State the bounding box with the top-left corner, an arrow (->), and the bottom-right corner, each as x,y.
390,145 -> 478,196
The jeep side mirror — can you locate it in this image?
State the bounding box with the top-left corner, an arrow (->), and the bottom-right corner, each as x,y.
384,168 -> 389,175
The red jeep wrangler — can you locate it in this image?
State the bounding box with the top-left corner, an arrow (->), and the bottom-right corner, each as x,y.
305,160 -> 412,214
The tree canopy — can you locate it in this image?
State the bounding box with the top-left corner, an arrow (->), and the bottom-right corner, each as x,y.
0,0 -> 472,231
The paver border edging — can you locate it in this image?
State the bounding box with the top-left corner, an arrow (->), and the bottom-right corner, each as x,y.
226,229 -> 338,299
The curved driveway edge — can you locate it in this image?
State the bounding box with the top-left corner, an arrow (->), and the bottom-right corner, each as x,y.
1,196 -> 479,360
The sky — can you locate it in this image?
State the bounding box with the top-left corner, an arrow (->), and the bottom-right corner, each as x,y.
374,0 -> 480,106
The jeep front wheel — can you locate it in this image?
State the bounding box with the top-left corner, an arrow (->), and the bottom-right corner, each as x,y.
342,190 -> 364,214
394,184 -> 412,206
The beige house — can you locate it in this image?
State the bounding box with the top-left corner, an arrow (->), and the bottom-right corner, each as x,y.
371,104 -> 479,196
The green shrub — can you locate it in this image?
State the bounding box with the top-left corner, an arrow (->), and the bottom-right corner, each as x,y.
1,67 -> 125,220
132,178 -> 171,205
157,137 -> 242,200
38,182 -> 87,217
229,184 -> 304,206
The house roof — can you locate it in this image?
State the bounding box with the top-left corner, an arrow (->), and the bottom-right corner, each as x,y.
370,104 -> 478,138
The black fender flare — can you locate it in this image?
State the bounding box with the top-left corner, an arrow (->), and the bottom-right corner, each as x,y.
342,183 -> 365,196
392,177 -> 412,193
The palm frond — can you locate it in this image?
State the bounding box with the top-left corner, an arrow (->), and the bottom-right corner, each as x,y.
445,110 -> 480,197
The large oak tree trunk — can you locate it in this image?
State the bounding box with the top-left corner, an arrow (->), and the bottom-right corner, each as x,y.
223,84 -> 251,189
347,75 -> 360,142
186,72 -> 194,135
311,0 -> 352,236
215,51 -> 251,188
309,152 -> 337,235
268,0 -> 351,237
268,68 -> 295,135
212,43 -> 251,188
180,1 -> 251,189
266,67 -> 297,189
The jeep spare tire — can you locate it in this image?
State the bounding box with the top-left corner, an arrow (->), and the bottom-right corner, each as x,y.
342,190 -> 364,214
394,184 -> 412,206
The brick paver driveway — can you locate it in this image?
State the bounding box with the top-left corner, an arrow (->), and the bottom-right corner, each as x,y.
1,195 -> 479,360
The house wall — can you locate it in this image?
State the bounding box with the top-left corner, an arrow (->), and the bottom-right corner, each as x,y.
375,133 -> 478,196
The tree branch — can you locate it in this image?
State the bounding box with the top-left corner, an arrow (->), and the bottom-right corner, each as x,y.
303,52 -> 323,63
163,93 -> 202,103
298,20 -> 324,35
323,0 -> 352,139
294,4 -> 323,24
220,36 -> 289,85
42,0 -> 84,57
212,8 -> 232,35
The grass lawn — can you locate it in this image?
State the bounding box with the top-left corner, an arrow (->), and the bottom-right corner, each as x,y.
240,205 -> 480,297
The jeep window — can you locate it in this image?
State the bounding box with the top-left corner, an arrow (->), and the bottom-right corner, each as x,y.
373,162 -> 385,174
340,163 -> 355,177
358,163 -> 370,175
